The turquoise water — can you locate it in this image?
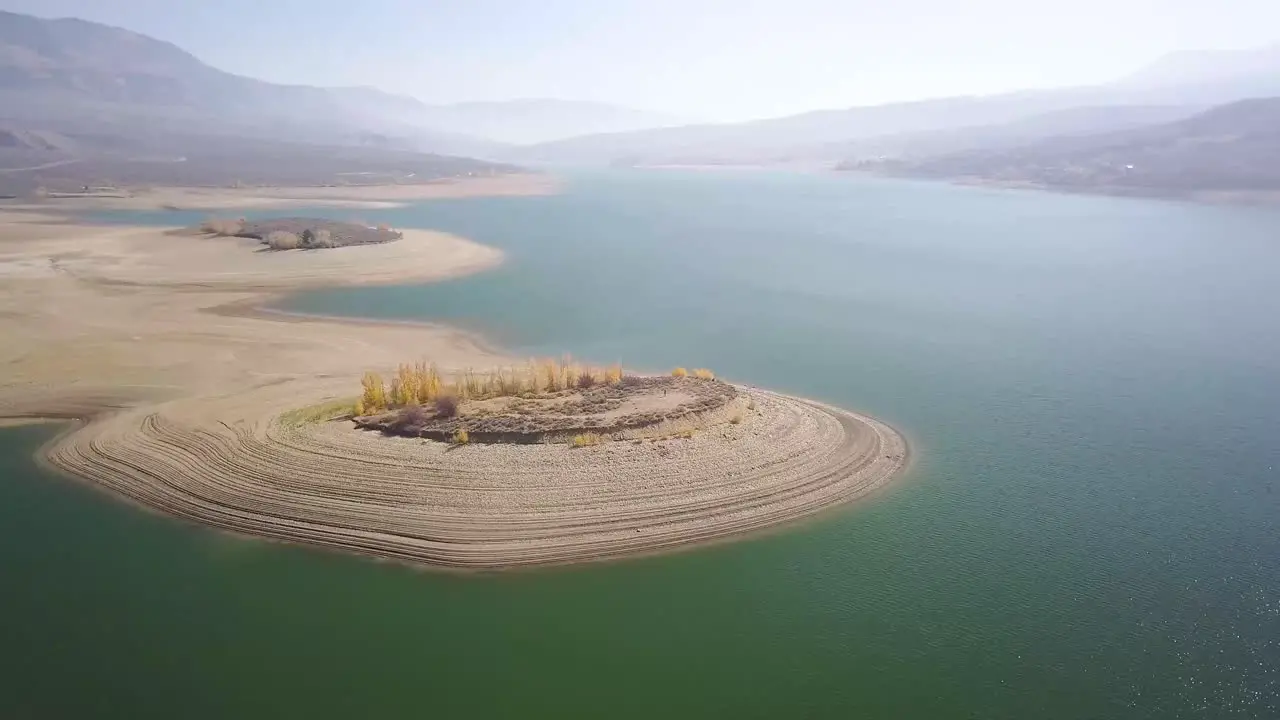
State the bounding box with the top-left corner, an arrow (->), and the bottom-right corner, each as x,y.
6,171 -> 1280,718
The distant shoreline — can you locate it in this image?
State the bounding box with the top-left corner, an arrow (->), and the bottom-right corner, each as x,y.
2,173 -> 561,212
948,176 -> 1280,206
833,168 -> 1280,207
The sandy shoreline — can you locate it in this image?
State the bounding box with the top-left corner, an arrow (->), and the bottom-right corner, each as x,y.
3,173 -> 559,211
0,190 -> 908,569
45,384 -> 904,570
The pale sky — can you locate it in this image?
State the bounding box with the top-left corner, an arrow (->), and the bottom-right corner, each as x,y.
3,0 -> 1278,121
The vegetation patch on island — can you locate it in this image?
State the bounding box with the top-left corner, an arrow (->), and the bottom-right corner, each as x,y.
198,216 -> 404,250
349,360 -> 741,444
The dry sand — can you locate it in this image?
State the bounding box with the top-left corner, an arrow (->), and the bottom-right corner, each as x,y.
0,212 -> 504,422
6,173 -> 559,211
0,199 -> 907,570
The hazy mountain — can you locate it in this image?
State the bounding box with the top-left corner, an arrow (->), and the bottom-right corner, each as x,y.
508,42 -> 1280,167
317,91 -> 682,146
409,99 -> 685,145
0,10 -> 527,194
846,97 -> 1280,194
0,126 -> 77,153
828,104 -> 1200,162
0,10 -> 692,158
6,5 -> 1278,195
1122,44 -> 1280,89
503,93 -> 1093,165
0,10 -> 502,157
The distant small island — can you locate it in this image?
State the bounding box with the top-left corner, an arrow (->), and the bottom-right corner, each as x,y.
197,216 -> 404,250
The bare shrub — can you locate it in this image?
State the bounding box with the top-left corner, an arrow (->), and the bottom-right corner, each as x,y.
435,395 -> 459,418
576,371 -> 596,390
265,231 -> 300,250
202,217 -> 244,236
391,405 -> 430,434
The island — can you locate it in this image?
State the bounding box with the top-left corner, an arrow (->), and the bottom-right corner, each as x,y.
43,357 -> 905,569
196,217 -> 405,250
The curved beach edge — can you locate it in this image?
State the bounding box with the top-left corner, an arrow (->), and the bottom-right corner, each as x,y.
1,199 -> 910,571
42,382 -> 908,571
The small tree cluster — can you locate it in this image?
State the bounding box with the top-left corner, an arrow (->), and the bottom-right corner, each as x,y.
392,362 -> 445,405
356,358 -> 632,412
301,228 -> 336,249
359,371 -> 388,413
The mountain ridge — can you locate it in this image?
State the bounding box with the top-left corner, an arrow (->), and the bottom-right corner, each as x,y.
842,96 -> 1280,194
502,42 -> 1280,166
0,10 -> 680,150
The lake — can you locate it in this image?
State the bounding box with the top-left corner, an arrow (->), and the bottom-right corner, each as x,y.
4,170 -> 1279,718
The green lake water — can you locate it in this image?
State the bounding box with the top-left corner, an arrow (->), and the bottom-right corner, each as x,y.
3,170 -> 1279,718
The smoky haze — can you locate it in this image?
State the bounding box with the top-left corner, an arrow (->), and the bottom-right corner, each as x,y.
0,0 -> 1277,121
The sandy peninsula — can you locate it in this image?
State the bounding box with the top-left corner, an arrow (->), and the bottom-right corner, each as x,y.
0,191 -> 906,570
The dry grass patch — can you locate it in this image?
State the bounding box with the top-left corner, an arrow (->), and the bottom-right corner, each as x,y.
280,398 -> 355,427
570,433 -> 604,448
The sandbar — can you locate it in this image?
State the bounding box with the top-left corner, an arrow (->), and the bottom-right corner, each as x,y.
0,192 -> 907,569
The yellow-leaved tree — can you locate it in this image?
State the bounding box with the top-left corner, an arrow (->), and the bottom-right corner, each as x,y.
360,371 -> 387,411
